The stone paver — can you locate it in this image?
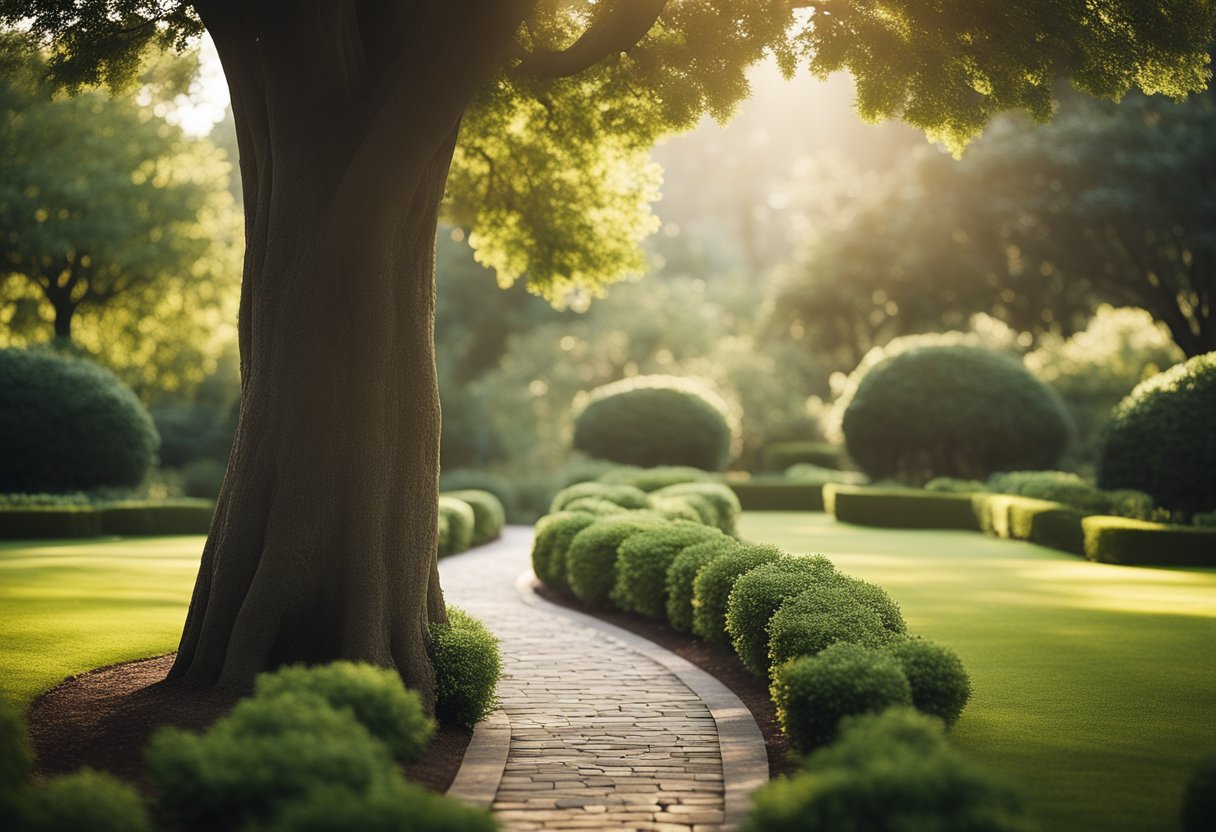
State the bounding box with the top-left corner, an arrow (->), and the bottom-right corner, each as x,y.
439,527 -> 759,831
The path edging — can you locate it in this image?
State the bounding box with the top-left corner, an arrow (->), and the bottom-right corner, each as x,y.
445,709 -> 511,808
515,569 -> 769,831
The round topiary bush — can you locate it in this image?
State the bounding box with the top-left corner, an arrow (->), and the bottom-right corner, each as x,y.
885,638 -> 972,726
1097,352 -> 1216,517
766,583 -> 900,670
690,545 -> 784,643
429,607 -> 501,729
255,779 -> 498,832
21,769 -> 153,832
253,662 -> 434,761
564,513 -> 669,607
725,556 -> 840,677
596,465 -> 715,491
437,497 -> 475,556
0,348 -> 159,492
612,524 -> 727,618
652,481 -> 742,535
531,511 -> 600,593
0,701 -> 31,801
549,482 -> 651,514
561,497 -> 630,517
665,537 -> 743,633
572,375 -> 736,471
771,642 -> 913,752
440,490 -> 505,546
840,345 -> 1072,483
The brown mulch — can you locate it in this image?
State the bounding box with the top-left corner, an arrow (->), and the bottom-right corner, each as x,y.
532,582 -> 797,779
26,652 -> 472,797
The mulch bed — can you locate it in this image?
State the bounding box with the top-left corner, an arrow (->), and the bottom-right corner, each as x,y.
533,581 -> 797,778
26,652 -> 472,797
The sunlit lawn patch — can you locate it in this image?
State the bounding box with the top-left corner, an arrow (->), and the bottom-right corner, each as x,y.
740,512 -> 1216,832
0,536 -> 200,707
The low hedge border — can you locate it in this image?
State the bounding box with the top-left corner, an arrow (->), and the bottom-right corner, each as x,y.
824,485 -> 979,531
0,506 -> 103,539
99,500 -> 215,536
728,479 -> 826,512
1083,516 -> 1216,567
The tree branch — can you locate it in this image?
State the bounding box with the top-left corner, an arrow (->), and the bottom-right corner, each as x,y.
511,0 -> 668,79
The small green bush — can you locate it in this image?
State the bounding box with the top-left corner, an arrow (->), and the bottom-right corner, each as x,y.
727,479 -> 826,512
0,348 -> 160,493
1082,516 -> 1216,567
531,511 -> 598,592
691,545 -> 783,643
651,481 -> 741,534
22,769 -> 152,832
251,780 -> 498,832
441,490 -> 505,545
647,496 -> 704,524
759,441 -> 843,472
561,497 -> 629,516
0,701 -> 30,803
767,584 -> 901,670
564,513 -> 668,607
99,499 -> 214,536
725,556 -> 840,677
596,465 -> 715,491
744,708 -> 1034,832
612,524 -> 727,618
253,662 -> 434,762
656,491 -> 718,527
439,468 -> 516,522
837,575 -> 907,635
437,497 -> 475,556
1098,351 -> 1216,517
429,608 -> 501,728
987,470 -> 1111,513
665,538 -> 744,633
549,482 -> 650,514
771,642 -> 913,752
572,375 -> 735,471
841,345 -> 1072,483
885,639 -> 971,726
1182,752 -> 1216,832
825,484 -> 981,531
147,691 -> 395,829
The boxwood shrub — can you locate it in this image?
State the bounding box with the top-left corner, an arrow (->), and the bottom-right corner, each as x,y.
744,708 -> 1033,832
253,779 -> 497,832
770,642 -> 913,752
99,499 -> 215,536
1082,516 -> 1216,567
885,638 -> 972,726
572,375 -> 735,471
0,701 -> 30,804
564,512 -> 669,607
612,524 -> 727,618
826,484 -> 981,531
439,468 -> 516,523
690,545 -> 784,643
596,465 -> 715,491
767,583 -> 901,670
253,662 -> 434,762
665,538 -> 744,633
0,507 -> 102,539
437,497 -> 475,557
841,345 -> 1072,483
440,490 -> 504,546
0,348 -> 159,492
549,482 -> 650,514
561,497 -> 629,517
429,607 -> 501,728
21,769 -> 152,832
531,511 -> 599,593
652,481 -> 741,534
647,496 -> 704,524
725,556 -> 840,677
1098,351 -> 1216,517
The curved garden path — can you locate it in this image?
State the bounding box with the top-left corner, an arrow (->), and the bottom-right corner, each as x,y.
439,526 -> 767,832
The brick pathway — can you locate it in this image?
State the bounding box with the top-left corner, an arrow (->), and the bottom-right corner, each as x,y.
439,526 -> 763,832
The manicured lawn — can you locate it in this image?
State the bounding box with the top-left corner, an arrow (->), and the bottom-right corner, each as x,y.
740,512 -> 1216,832
0,536 -> 201,708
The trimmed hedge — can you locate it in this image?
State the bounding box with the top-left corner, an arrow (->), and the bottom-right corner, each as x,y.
440,490 -> 505,546
651,482 -> 741,534
975,494 -> 1088,556
0,507 -> 102,539
531,511 -> 599,593
690,545 -> 784,643
1097,351 -> 1216,517
596,465 -> 715,491
767,583 -> 902,670
1082,516 -> 1216,567
565,513 -> 670,607
826,485 -> 980,531
664,537 -> 744,633
612,525 -> 727,618
573,375 -> 736,471
439,468 -> 516,522
728,479 -> 826,512
252,662 -> 434,762
725,557 -> 840,677
549,482 -> 650,514
759,441 -> 844,472
770,642 -> 913,752
885,638 -> 972,726
99,500 -> 214,536
561,497 -> 630,516
437,497 -> 475,557
429,608 -> 501,728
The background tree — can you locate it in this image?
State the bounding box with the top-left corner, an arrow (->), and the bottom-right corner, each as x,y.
3,0 -> 1210,699
0,34 -> 241,400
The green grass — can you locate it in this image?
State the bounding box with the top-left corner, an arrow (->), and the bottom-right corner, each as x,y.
740,512 -> 1216,832
0,536 -> 202,708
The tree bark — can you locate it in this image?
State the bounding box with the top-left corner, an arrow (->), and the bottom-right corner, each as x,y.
169,1 -> 531,700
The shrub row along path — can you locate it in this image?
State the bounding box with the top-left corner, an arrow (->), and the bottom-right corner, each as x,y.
440,526 -> 766,832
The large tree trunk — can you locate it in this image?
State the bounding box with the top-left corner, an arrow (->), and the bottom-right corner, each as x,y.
169,2 -> 527,700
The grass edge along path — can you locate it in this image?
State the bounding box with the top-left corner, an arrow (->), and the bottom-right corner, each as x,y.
0,536 -> 202,708
740,512 -> 1216,832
